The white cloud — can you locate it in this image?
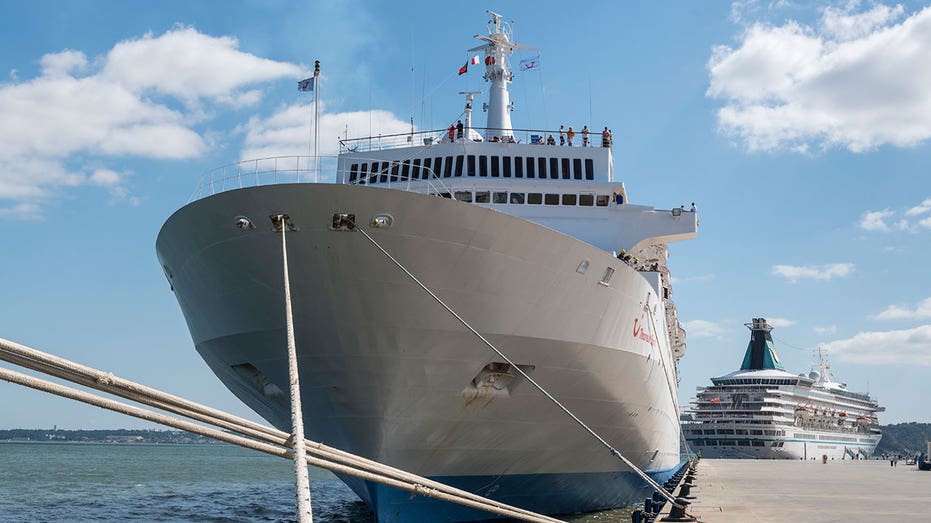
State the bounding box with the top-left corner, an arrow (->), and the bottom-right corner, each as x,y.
0,27 -> 301,218
814,325 -> 837,335
682,319 -> 726,339
771,263 -> 854,282
859,198 -> 931,232
240,103 -> 410,160
708,4 -> 931,152
822,324 -> 931,366
0,202 -> 41,220
767,317 -> 795,328
906,198 -> 931,216
873,297 -> 931,320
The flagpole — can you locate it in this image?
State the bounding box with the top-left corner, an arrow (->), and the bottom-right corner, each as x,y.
314,60 -> 320,183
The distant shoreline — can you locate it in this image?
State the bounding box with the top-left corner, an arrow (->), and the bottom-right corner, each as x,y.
0,428 -> 221,444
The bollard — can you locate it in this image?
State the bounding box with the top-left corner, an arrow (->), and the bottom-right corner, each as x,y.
678,482 -> 692,498
645,497 -> 654,515
661,497 -> 697,522
631,509 -> 644,523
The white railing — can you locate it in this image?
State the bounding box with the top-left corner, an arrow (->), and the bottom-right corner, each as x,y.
187,155 -> 457,203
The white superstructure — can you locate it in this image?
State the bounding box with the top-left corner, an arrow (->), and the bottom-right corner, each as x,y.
683,318 -> 883,460
157,12 -> 698,522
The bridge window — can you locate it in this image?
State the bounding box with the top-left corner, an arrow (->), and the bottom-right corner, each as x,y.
357,163 -> 368,184
510,192 -> 525,204
585,159 -> 594,180
422,158 -> 432,179
467,155 -> 476,176
526,157 -> 535,178
491,156 -> 500,177
493,191 -> 508,204
401,160 -> 411,181
573,159 -> 582,180
502,156 -> 512,178
514,157 -> 523,178
544,193 -> 559,205
596,195 -> 609,206
349,163 -> 359,183
412,159 -> 421,179
538,157 -> 547,179
444,156 -> 453,177
549,158 -> 559,179
378,162 -> 388,183
454,155 -> 464,177
579,193 -> 594,206
454,191 -> 472,202
479,155 -> 488,177
562,194 -> 577,205
390,162 -> 399,182
528,193 -> 542,204
434,157 -> 443,178
561,158 -> 571,180
475,191 -> 490,203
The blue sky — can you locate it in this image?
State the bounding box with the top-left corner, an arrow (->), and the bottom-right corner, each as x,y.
2,0 -> 931,429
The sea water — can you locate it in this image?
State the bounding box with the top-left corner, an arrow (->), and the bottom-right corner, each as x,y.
0,442 -> 634,522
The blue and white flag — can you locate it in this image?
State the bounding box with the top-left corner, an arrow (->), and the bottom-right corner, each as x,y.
297,77 -> 315,92
519,56 -> 540,71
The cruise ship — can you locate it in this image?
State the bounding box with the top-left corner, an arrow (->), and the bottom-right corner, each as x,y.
683,318 -> 883,460
157,12 -> 698,522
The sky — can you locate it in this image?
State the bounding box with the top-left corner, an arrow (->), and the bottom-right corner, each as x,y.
1,0 -> 931,430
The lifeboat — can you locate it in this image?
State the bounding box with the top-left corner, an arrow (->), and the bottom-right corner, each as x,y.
795,405 -> 815,419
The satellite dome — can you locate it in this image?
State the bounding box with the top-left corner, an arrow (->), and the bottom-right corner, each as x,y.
808,371 -> 821,381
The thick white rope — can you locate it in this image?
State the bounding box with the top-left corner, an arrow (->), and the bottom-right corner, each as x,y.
351,223 -> 682,507
0,338 -> 563,523
279,217 -> 314,522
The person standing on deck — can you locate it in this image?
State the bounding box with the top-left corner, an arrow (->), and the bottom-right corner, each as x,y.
456,120 -> 464,141
582,125 -> 590,147
567,126 -> 575,146
601,127 -> 610,147
559,125 -> 565,146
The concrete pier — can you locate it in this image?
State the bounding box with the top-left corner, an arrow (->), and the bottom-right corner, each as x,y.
677,459 -> 931,522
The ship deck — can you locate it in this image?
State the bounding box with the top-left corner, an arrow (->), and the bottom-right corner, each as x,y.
674,458 -> 930,522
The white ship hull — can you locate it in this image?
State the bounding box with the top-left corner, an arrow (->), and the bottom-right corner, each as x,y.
686,426 -> 879,460
157,183 -> 683,521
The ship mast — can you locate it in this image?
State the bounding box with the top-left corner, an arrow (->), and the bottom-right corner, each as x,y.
469,10 -> 537,141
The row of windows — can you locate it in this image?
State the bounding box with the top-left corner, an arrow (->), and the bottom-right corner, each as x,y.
691,440 -> 772,447
348,155 -> 596,184
692,429 -> 787,436
443,190 -> 611,207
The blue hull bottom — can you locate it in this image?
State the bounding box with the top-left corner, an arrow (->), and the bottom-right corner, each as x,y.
339,466 -> 679,523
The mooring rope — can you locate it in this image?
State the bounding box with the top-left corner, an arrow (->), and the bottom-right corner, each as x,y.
0,339 -> 565,523
350,222 -> 683,508
277,216 -> 314,523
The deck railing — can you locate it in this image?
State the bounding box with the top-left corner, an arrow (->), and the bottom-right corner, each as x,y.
339,126 -> 613,154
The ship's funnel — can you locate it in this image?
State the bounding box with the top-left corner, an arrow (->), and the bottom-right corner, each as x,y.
740,318 -> 785,371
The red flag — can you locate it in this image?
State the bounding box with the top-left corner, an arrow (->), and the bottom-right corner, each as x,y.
458,61 -> 468,76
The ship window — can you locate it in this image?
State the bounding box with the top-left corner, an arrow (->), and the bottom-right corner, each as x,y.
502,156 -> 512,178
544,193 -> 559,205
422,158 -> 432,179
579,193 -> 594,206
357,163 -> 368,184
562,194 -> 577,206
526,157 -> 536,178
528,193 -> 542,204
707,440 -> 717,446
455,191 -> 472,202
349,163 -> 359,183
493,192 -> 508,204
599,267 -> 615,285
491,156 -> 500,177
475,191 -> 490,203
479,155 -> 488,177
434,157 -> 443,178
596,195 -> 609,206
454,155 -> 464,177
573,158 -> 582,180
704,430 -> 716,435
735,429 -> 748,435
751,430 -> 763,435
444,156 -> 453,177
720,440 -> 736,446
401,160 -> 411,181
379,162 -> 388,183
411,159 -> 421,179
717,429 -> 734,434
690,429 -> 703,435
737,440 -> 751,446
390,162 -> 400,182
510,192 -> 525,204
561,158 -> 571,179
752,441 -> 765,447
585,159 -> 594,180
538,157 -> 547,179
515,156 -> 523,178
467,155 -> 476,176
550,158 -> 559,179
